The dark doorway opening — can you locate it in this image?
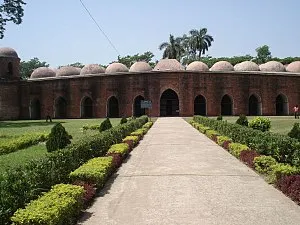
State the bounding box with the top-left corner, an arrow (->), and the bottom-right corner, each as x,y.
249,95 -> 260,116
276,94 -> 288,116
194,95 -> 206,115
133,95 -> 145,117
55,97 -> 67,118
107,96 -> 119,118
221,95 -> 233,115
82,97 -> 93,118
30,99 -> 41,119
160,89 -> 179,116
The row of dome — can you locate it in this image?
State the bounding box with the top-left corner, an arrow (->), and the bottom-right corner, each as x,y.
30,59 -> 300,79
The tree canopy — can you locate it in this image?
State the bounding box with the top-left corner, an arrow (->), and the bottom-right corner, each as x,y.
116,51 -> 155,68
0,0 -> 26,39
20,57 -> 49,79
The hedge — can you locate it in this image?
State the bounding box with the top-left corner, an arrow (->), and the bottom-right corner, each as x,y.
142,121 -> 153,129
69,157 -> 114,188
228,143 -> 249,158
0,132 -> 48,155
0,116 -> 148,225
193,116 -> 300,166
216,136 -> 232,147
11,184 -> 84,225
107,143 -> 130,157
123,136 -> 139,146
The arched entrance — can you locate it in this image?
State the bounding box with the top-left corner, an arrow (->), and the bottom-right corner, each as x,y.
248,94 -> 262,116
81,97 -> 93,118
160,89 -> 179,116
55,97 -> 67,118
30,99 -> 41,119
107,96 -> 119,118
221,95 -> 233,115
276,94 -> 288,116
194,95 -> 206,115
133,95 -> 145,117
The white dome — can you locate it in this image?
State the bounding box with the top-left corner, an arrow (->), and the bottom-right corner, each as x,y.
129,61 -> 152,72
210,61 -> 234,71
186,61 -> 209,71
105,63 -> 129,73
286,61 -> 300,73
30,67 -> 56,79
153,59 -> 184,71
259,61 -> 285,72
56,66 -> 81,77
234,61 -> 260,71
80,64 -> 105,75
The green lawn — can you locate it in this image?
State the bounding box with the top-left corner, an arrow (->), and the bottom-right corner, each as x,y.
0,118 -> 121,173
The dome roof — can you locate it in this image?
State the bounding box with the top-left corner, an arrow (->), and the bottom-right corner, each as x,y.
129,61 -> 152,72
105,63 -> 129,73
80,64 -> 105,75
30,67 -> 56,79
0,47 -> 18,58
210,61 -> 234,71
234,61 -> 260,71
56,66 -> 81,77
153,59 -> 184,71
259,61 -> 285,72
186,61 -> 209,71
286,61 -> 300,73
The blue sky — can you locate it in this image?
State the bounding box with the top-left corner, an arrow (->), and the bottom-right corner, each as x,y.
1,0 -> 300,68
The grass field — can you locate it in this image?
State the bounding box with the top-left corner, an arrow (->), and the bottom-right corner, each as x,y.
0,118 -> 121,173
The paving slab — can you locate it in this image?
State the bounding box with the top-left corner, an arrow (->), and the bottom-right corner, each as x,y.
78,117 -> 300,225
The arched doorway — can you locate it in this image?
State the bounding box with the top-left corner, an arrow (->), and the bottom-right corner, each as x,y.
30,99 -> 41,119
249,94 -> 262,116
221,95 -> 233,115
194,95 -> 206,115
133,95 -> 145,117
55,97 -> 67,118
81,97 -> 93,118
107,96 -> 119,118
160,89 -> 179,116
276,94 -> 288,116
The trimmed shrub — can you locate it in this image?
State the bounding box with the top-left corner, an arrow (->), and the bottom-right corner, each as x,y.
236,114 -> 248,126
248,117 -> 271,132
288,122 -> 300,141
217,115 -> 223,120
196,123 -> 210,133
276,175 -> 300,204
268,163 -> 299,183
0,133 -> 48,155
254,155 -> 277,175
72,181 -> 96,206
99,118 -> 112,132
142,121 -> 153,129
69,157 -> 114,188
217,136 -> 232,147
46,123 -> 72,152
107,143 -> 130,157
123,136 -> 139,147
239,150 -> 260,169
228,143 -> 249,158
120,117 -> 128,124
205,129 -> 219,139
11,184 -> 84,225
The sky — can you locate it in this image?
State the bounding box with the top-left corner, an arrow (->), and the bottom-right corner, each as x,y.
1,0 -> 300,68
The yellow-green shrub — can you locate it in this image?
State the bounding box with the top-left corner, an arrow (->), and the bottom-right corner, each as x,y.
228,143 -> 249,158
205,129 -> 219,139
142,121 -> 153,129
217,136 -> 232,146
254,155 -> 277,175
11,184 -> 84,225
107,143 -> 129,157
123,136 -> 139,146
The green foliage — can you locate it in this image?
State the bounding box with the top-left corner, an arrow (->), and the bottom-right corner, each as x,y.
0,132 -> 48,155
123,136 -> 139,146
288,123 -> 300,141
254,155 -> 277,174
0,0 -> 26,39
99,118 -> 112,132
193,122 -> 210,133
46,123 -> 72,152
255,45 -> 272,64
20,57 -> 49,79
217,136 -> 232,146
131,128 -> 147,137
159,34 -> 184,61
142,121 -> 153,129
228,143 -> 249,158
248,117 -> 271,132
236,114 -> 248,126
120,117 -> 128,124
82,124 -> 99,131
268,163 -> 299,183
117,51 -> 155,68
69,157 -> 113,188
217,115 -> 223,121
11,184 -> 84,225
205,129 -> 219,139
107,143 -> 130,157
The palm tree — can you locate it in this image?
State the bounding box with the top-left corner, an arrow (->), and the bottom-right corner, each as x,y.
159,34 -> 185,61
189,28 -> 214,59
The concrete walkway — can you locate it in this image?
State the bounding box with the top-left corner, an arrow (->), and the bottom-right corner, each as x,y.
78,117 -> 300,225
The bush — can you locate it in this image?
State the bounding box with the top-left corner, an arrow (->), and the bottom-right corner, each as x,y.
236,114 -> 248,126
142,121 -> 153,129
82,124 -> 99,131
46,123 -> 72,152
69,157 -> 114,188
268,163 -> 299,183
248,117 -> 271,132
228,143 -> 249,158
288,123 -> 300,141
107,143 -> 130,157
216,136 -> 232,147
11,184 -> 84,225
254,155 -> 277,175
205,129 -> 219,139
99,118 -> 112,132
123,136 -> 139,147
217,115 -> 223,120
72,181 -> 96,206
0,133 -> 48,155
120,117 -> 128,124
276,175 -> 300,204
195,123 -> 210,133
239,150 -> 260,169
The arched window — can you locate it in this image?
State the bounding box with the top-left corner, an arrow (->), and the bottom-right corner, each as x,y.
221,95 -> 233,115
160,89 -> 179,116
107,96 -> 119,118
30,99 -> 41,119
81,97 -> 93,118
194,95 -> 206,116
55,97 -> 67,118
249,94 -> 262,116
133,95 -> 145,117
276,94 -> 288,116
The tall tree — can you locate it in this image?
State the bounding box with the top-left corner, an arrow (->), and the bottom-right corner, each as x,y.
117,51 -> 155,68
189,28 -> 214,59
20,57 -> 49,79
159,34 -> 185,61
0,0 -> 26,39
255,45 -> 272,64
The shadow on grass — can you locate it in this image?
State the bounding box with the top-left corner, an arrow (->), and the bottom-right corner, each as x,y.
0,121 -> 65,128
